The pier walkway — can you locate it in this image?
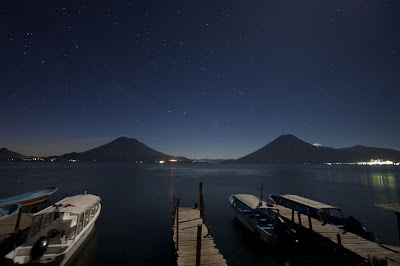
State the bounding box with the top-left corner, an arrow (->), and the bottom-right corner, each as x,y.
0,212 -> 32,244
172,207 -> 227,266
237,194 -> 400,265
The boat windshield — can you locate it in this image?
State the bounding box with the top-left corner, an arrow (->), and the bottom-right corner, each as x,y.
232,197 -> 252,213
259,207 -> 280,219
61,212 -> 79,242
28,212 -> 79,246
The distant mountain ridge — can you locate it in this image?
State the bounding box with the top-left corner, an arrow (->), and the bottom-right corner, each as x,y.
235,134 -> 400,164
50,137 -> 191,162
1,135 -> 400,164
0,148 -> 24,161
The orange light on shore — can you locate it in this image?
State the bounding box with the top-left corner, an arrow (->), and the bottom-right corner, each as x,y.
169,159 -> 178,162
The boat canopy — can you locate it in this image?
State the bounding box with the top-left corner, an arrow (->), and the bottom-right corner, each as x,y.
280,195 -> 339,210
35,194 -> 100,215
233,194 -> 266,209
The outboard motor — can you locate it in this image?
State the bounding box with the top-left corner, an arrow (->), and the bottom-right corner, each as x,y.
30,236 -> 49,261
273,217 -> 288,235
345,216 -> 374,241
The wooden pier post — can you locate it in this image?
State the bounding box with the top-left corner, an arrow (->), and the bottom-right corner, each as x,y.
337,233 -> 341,246
308,214 -> 313,230
176,199 -> 180,251
323,209 -> 328,225
396,212 -> 400,241
199,182 -> 205,221
196,224 -> 202,266
14,207 -> 23,234
291,207 -> 295,222
173,197 -> 176,220
298,212 -> 302,226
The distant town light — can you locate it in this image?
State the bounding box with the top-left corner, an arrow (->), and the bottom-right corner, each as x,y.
169,159 -> 177,162
324,159 -> 398,166
357,159 -> 393,166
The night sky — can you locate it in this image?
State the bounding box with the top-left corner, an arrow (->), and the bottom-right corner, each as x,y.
1,0 -> 399,159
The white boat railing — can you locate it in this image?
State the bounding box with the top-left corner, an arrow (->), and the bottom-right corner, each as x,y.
14,243 -> 70,256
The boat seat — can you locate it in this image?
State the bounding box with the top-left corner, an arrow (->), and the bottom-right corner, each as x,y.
48,237 -> 62,245
259,226 -> 274,233
260,226 -> 273,230
64,228 -> 76,241
61,213 -> 77,227
257,220 -> 271,227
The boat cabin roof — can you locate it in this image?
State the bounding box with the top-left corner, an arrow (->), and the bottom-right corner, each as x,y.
233,194 -> 268,209
375,202 -> 400,213
280,194 -> 339,210
35,194 -> 101,215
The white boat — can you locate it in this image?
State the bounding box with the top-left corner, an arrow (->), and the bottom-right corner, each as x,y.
5,194 -> 101,265
229,193 -> 296,245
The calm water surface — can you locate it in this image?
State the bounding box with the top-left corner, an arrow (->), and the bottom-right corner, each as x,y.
1,163 -> 399,265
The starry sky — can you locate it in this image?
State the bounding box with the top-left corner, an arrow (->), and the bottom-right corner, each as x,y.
1,0 -> 399,159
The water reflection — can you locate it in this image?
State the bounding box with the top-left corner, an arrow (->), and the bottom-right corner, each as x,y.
324,167 -> 398,191
360,173 -> 397,190
168,166 -> 176,202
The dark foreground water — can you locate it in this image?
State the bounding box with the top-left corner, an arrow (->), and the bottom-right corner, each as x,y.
1,162 -> 400,265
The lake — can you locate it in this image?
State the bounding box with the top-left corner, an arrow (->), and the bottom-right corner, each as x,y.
1,162 -> 399,265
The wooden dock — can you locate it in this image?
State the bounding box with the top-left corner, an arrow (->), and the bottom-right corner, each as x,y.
172,182 -> 227,266
172,207 -> 227,266
278,206 -> 400,264
237,194 -> 400,265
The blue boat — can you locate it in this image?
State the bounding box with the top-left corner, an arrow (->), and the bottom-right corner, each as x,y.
269,194 -> 345,228
269,194 -> 374,240
0,187 -> 58,207
0,203 -> 21,220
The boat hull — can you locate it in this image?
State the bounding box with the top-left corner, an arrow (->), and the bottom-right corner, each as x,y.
50,219 -> 96,266
0,187 -> 58,207
229,196 -> 277,244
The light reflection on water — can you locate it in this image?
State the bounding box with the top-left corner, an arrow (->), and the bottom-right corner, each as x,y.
322,166 -> 399,204
168,166 -> 176,202
325,168 -> 397,189
362,173 -> 396,190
